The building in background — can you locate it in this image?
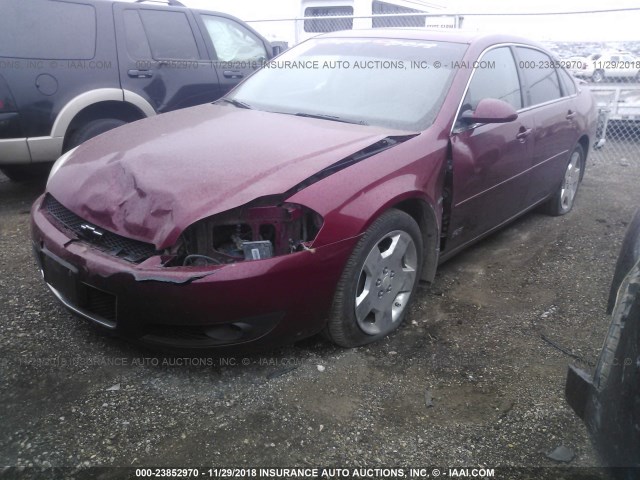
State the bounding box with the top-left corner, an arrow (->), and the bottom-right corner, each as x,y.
185,0 -> 461,47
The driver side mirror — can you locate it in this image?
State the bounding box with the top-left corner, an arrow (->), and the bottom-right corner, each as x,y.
460,98 -> 518,124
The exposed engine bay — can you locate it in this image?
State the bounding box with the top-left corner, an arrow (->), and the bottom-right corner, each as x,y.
169,202 -> 323,266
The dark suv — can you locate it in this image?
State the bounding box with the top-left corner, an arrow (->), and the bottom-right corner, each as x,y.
0,0 -> 274,180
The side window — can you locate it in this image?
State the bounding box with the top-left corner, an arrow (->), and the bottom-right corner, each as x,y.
558,68 -> 577,96
462,47 -> 522,113
304,7 -> 354,33
517,47 -> 562,106
123,10 -> 152,59
201,15 -> 267,62
0,0 -> 96,60
139,10 -> 199,60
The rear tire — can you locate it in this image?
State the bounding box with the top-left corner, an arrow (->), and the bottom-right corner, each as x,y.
66,118 -> 126,150
544,144 -> 584,216
324,209 -> 423,347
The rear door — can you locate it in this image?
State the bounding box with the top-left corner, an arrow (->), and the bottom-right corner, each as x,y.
194,13 -> 270,96
447,46 -> 534,252
113,3 -> 221,113
514,46 -> 579,206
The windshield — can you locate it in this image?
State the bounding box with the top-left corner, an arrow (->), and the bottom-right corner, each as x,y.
228,37 -> 467,131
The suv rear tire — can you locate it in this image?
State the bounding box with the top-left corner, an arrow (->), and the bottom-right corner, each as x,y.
67,118 -> 127,150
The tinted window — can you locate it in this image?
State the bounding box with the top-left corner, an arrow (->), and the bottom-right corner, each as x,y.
123,10 -> 152,59
304,7 -> 353,33
558,68 -> 577,96
462,47 -> 522,112
0,0 -> 96,60
201,15 -> 267,62
517,47 -> 562,106
139,10 -> 199,60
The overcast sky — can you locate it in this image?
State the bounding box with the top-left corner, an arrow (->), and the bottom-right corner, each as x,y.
183,0 -> 640,42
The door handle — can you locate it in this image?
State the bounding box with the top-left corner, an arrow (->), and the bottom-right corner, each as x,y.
127,69 -> 153,78
566,110 -> 577,120
223,70 -> 244,79
516,128 -> 532,141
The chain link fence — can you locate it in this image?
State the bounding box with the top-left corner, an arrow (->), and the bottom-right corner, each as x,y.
246,11 -> 640,166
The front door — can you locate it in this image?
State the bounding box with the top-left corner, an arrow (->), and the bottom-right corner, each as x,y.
447,46 -> 534,252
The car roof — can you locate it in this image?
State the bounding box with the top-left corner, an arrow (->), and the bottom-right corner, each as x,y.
318,28 -> 542,49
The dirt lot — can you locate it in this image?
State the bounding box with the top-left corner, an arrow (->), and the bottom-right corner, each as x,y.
1,142 -> 639,478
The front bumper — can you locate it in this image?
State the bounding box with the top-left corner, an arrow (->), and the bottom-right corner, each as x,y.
31,195 -> 358,350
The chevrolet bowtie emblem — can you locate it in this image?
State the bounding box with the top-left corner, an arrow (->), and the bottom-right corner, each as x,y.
80,223 -> 104,240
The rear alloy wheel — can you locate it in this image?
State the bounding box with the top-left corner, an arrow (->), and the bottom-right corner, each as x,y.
545,144 -> 584,216
325,209 -> 423,347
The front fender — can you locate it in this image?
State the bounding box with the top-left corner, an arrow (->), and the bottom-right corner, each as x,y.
286,134 -> 448,281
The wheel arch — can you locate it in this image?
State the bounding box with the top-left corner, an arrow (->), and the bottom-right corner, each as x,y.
50,88 -> 156,150
392,197 -> 441,283
577,134 -> 590,180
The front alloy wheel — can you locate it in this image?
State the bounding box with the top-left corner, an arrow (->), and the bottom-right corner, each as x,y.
325,209 -> 423,347
355,230 -> 418,335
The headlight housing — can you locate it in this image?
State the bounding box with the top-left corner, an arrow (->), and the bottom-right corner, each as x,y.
167,202 -> 324,267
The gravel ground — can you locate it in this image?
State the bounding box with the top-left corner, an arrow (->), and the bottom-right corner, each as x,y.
1,142 -> 639,479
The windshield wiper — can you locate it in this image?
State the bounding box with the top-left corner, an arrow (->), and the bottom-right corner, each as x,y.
216,98 -> 253,109
294,112 -> 368,126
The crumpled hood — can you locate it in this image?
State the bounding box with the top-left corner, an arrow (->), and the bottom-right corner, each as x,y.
48,104 -> 406,249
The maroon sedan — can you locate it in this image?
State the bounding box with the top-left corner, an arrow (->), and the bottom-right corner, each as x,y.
31,30 -> 597,350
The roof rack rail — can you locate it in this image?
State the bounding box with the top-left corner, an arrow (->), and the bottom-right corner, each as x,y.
134,0 -> 186,7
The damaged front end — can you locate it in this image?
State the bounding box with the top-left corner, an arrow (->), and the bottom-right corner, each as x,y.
31,192 -> 348,349
164,199 -> 324,267
42,192 -> 324,269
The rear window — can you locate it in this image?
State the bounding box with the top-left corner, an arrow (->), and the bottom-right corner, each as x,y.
516,47 -> 562,106
123,10 -> 153,59
558,68 -> 577,96
139,10 -> 199,60
0,0 -> 96,60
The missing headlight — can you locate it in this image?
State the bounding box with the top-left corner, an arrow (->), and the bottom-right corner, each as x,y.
171,203 -> 323,266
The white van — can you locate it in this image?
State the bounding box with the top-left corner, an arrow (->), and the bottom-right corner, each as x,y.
236,0 -> 463,47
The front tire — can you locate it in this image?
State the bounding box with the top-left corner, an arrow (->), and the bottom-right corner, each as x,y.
544,144 -> 584,216
324,209 -> 423,347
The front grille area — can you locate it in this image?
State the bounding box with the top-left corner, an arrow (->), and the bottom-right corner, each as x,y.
44,195 -> 157,263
